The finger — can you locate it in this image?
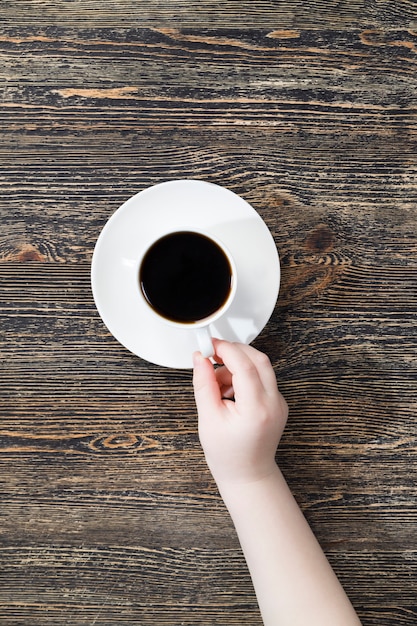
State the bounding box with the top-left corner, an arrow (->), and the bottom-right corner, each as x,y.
192,351 -> 223,414
215,365 -> 233,388
212,340 -> 265,410
215,366 -> 234,399
227,342 -> 279,397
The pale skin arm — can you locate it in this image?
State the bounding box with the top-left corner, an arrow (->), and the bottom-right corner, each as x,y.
193,340 -> 361,626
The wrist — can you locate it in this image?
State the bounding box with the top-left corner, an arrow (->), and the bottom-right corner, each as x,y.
215,463 -> 283,507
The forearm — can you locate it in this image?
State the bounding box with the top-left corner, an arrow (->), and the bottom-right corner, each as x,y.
217,466 -> 361,626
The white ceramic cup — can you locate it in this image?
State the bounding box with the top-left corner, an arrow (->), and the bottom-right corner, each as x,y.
137,229 -> 237,359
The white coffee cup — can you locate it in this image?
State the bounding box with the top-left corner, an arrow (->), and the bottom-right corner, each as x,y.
137,229 -> 237,358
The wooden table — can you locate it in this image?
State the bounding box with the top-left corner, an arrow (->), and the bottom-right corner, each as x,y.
1,3 -> 416,624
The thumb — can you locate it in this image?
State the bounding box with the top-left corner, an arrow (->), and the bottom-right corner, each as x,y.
192,352 -> 222,414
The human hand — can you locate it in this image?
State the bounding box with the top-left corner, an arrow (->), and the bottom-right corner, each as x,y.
192,340 -> 288,488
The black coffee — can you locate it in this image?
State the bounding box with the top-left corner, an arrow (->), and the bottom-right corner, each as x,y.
139,231 -> 232,323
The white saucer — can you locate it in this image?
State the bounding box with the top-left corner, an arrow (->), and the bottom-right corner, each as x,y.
91,180 -> 280,368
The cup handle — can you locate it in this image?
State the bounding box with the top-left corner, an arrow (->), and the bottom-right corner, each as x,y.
195,326 -> 215,359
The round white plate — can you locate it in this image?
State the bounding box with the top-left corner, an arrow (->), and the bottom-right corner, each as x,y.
91,180 -> 280,368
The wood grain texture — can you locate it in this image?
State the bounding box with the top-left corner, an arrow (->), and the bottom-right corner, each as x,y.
1,9 -> 417,626
0,0 -> 417,29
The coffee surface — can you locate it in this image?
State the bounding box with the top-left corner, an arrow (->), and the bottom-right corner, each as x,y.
139,231 -> 232,323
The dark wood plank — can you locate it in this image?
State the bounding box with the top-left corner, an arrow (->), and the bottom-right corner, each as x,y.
1,0 -> 417,29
